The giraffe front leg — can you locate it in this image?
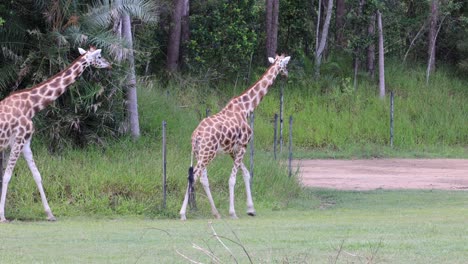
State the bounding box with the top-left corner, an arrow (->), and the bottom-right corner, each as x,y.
22,141 -> 56,221
240,163 -> 256,216
0,142 -> 23,222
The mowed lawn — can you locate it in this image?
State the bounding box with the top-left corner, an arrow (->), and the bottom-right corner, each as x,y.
1,190 -> 467,264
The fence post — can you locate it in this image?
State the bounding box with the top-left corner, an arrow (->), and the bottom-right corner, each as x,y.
288,116 -> 293,177
279,80 -> 284,152
162,120 -> 167,209
390,91 -> 394,148
249,112 -> 255,185
273,113 -> 278,160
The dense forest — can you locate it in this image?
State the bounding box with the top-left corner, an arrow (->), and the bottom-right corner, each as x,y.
0,0 -> 467,148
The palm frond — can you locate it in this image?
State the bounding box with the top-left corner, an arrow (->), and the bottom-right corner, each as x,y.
64,25 -> 89,47
0,64 -> 18,94
119,0 -> 160,24
83,1 -> 113,29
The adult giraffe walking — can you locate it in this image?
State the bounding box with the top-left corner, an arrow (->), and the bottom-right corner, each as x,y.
0,47 -> 111,222
180,54 -> 291,220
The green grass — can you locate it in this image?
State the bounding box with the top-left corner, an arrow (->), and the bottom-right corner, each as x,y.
1,190 -> 467,263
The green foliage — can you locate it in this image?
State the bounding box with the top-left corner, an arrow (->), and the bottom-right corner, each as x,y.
187,0 -> 259,78
277,0 -> 315,57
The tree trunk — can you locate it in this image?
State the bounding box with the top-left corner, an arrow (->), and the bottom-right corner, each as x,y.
179,0 -> 190,67
122,12 -> 141,138
314,0 -> 321,54
377,10 -> 385,99
352,0 -> 365,89
367,13 -> 376,79
166,0 -> 184,72
403,21 -> 426,65
266,0 -> 279,60
315,0 -> 333,77
335,0 -> 346,48
427,0 -> 438,74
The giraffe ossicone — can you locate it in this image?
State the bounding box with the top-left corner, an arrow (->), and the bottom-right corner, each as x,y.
180,54 -> 291,220
0,47 -> 111,222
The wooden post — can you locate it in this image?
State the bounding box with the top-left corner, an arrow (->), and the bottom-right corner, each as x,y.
162,120 -> 167,209
273,113 -> 278,160
249,112 -> 255,184
390,91 -> 394,148
288,116 -> 293,177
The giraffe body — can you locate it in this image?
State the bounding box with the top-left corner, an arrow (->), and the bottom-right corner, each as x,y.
0,47 -> 110,222
180,54 -> 291,220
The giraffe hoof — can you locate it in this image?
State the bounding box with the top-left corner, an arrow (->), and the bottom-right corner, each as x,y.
0,219 -> 10,223
180,215 -> 187,221
247,211 -> 256,217
214,213 -> 221,219
47,216 -> 57,222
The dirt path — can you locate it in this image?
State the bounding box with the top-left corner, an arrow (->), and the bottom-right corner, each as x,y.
293,159 -> 468,191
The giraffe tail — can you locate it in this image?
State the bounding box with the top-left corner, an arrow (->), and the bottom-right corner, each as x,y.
187,166 -> 197,209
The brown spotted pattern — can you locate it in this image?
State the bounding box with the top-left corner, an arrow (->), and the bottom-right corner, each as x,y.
0,47 -> 111,222
180,54 -> 291,220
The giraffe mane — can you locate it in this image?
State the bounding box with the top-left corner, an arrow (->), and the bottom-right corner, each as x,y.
7,54 -> 86,97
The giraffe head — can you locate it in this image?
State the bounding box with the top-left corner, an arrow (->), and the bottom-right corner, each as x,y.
78,46 -> 112,69
268,54 -> 291,77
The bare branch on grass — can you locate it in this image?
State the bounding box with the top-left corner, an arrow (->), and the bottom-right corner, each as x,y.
329,239 -> 346,264
176,249 -> 205,264
208,221 -> 237,262
192,242 -> 223,263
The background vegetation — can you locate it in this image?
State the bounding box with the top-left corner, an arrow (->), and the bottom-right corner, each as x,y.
0,1 -> 466,220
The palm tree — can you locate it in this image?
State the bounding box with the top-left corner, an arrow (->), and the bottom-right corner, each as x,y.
0,0 -> 159,148
85,0 -> 159,139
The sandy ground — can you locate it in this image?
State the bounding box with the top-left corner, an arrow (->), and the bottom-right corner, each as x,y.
293,159 -> 468,191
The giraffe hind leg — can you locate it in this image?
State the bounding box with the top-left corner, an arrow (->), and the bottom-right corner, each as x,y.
179,184 -> 190,221
0,141 -> 24,222
22,141 -> 56,221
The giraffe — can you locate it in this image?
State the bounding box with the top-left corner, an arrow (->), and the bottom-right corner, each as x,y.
180,54 -> 291,220
0,47 -> 111,222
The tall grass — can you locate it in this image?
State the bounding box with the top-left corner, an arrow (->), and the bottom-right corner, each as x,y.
252,61 -> 467,157
4,60 -> 467,219
6,80 -> 300,220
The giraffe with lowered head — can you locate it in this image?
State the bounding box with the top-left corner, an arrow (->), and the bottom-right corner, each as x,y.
0,47 -> 111,222
180,54 -> 291,220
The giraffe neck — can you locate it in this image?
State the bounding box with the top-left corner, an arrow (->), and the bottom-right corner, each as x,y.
10,55 -> 88,118
224,63 -> 280,117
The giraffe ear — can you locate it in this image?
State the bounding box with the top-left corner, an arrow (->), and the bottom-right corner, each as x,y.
283,56 -> 291,64
268,57 -> 275,64
78,47 -> 86,55
88,49 -> 102,57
